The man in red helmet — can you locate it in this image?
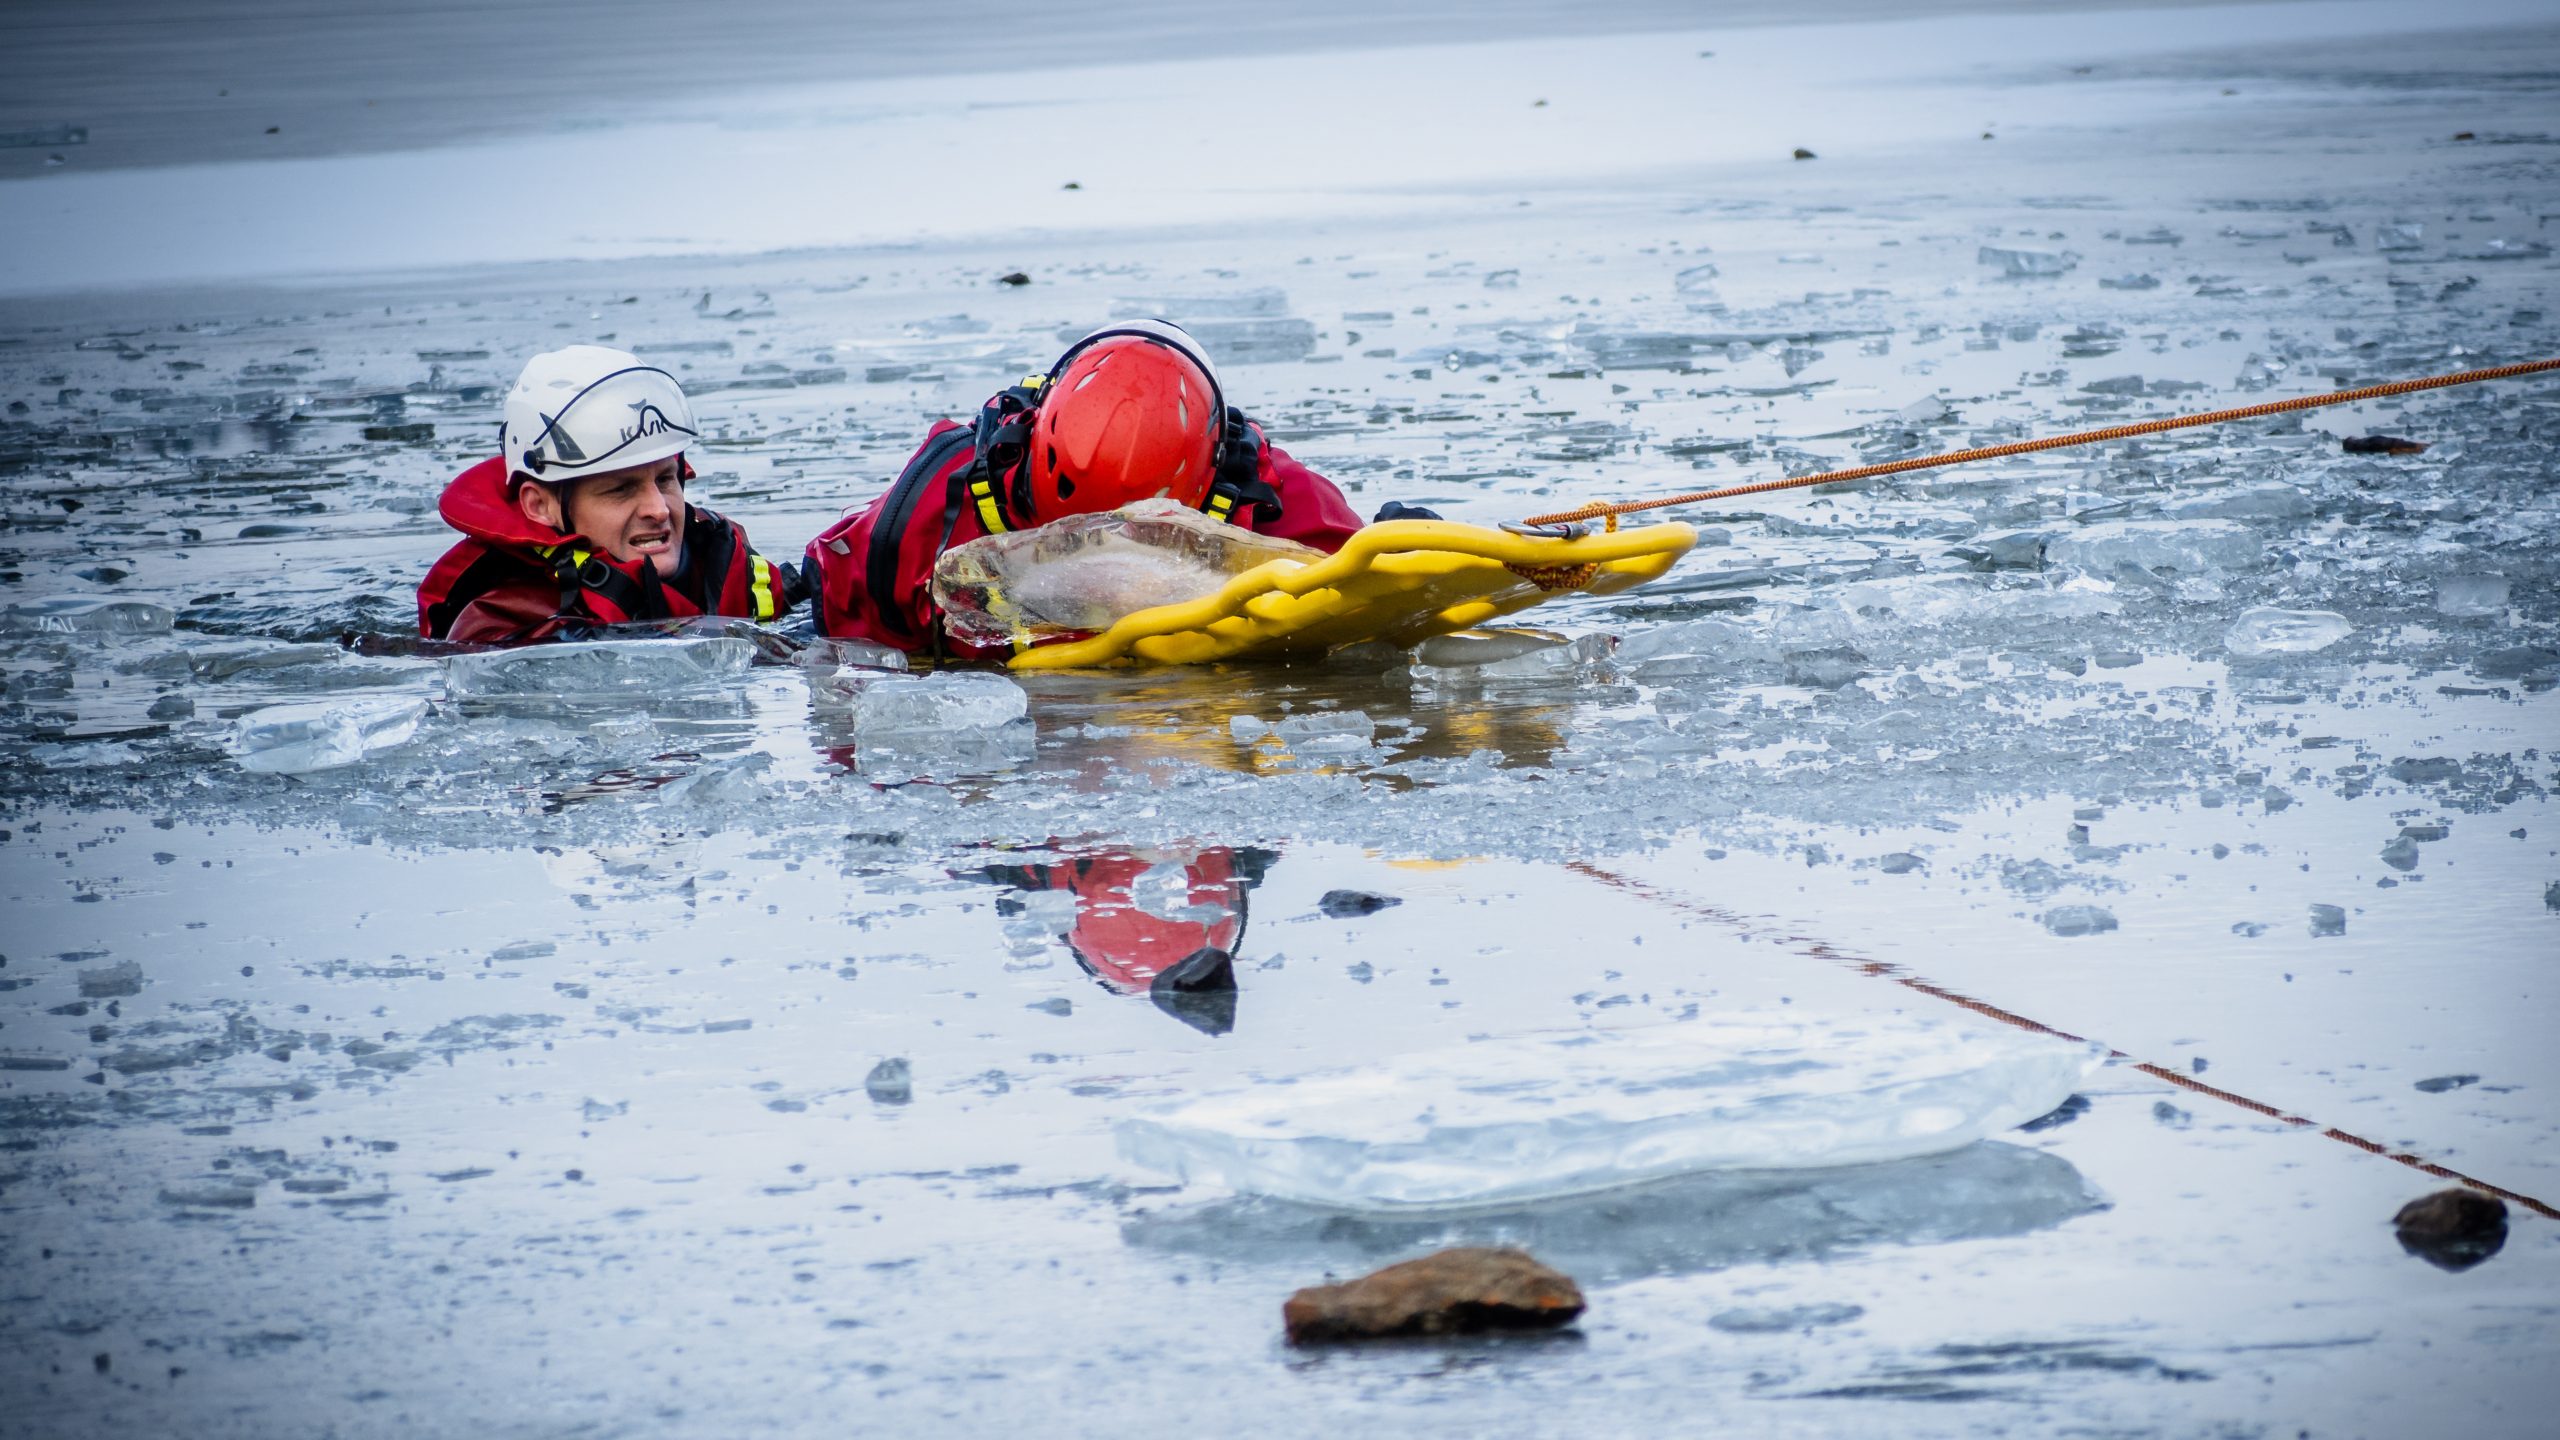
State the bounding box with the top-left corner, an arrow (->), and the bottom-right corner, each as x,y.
805,320 -> 1368,659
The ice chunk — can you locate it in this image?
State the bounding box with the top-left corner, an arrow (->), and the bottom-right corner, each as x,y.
2433,574 -> 2509,618
1673,262 -> 1720,293
0,595 -> 176,636
2224,607 -> 2351,657
1266,710 -> 1373,755
853,671 -> 1028,735
933,500 -> 1321,649
234,696 -> 429,774
2040,904 -> 2119,937
1109,287 -> 1289,318
2375,222 -> 2423,252
1115,1013 -> 2107,1212
2047,520 -> 2260,580
1977,246 -> 2077,278
1413,629 -> 1615,681
1412,627 -> 1572,669
442,637 -> 755,700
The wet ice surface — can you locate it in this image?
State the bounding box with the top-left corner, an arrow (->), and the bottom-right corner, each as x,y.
7,1 -> 2560,1435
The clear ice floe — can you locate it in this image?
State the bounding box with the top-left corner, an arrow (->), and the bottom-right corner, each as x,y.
852,670 -> 1029,735
1977,246 -> 2078,278
2433,574 -> 2510,617
1413,629 -> 1616,682
2046,520 -> 2260,581
2224,607 -> 2353,658
0,594 -> 177,636
232,695 -> 430,774
933,499 -> 1320,648
2376,221 -> 2425,251
441,636 -> 757,700
1114,1013 -> 2107,1213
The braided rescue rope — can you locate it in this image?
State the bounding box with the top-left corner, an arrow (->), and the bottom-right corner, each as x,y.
1566,861 -> 2559,1221
1520,356 -> 2560,529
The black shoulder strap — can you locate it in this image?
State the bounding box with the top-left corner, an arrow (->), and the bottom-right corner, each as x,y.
972,374 -> 1050,521
545,544 -> 659,623
1201,407 -> 1283,528
865,426 -> 977,641
681,506 -> 740,613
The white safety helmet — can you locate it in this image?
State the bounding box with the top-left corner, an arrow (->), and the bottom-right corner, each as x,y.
501,345 -> 698,486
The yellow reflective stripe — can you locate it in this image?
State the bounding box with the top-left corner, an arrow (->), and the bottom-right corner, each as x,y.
750,557 -> 778,620
1204,493 -> 1235,523
970,476 -> 1009,534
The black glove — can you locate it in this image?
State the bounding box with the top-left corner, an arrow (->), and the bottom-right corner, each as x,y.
1372,500 -> 1444,523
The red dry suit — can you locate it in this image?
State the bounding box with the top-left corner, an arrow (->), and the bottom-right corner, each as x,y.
803,417 -> 1361,660
417,456 -> 803,646
976,847 -> 1272,992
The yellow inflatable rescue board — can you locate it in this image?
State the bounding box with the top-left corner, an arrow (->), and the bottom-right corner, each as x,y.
1007,518 -> 1696,670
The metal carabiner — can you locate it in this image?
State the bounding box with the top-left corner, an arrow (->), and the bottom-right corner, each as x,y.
1500,519 -> 1591,541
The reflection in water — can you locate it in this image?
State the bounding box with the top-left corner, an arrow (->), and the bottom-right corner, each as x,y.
1123,1141 -> 2104,1285
967,842 -> 1278,1034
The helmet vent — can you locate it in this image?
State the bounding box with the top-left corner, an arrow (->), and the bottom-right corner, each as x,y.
1056,475 -> 1076,500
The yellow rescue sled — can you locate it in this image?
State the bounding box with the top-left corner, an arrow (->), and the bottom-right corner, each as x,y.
1008,518 -> 1696,670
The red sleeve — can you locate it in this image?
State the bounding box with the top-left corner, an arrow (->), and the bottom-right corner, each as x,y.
444,579 -> 571,647
806,421 -> 987,656
1251,440 -> 1362,554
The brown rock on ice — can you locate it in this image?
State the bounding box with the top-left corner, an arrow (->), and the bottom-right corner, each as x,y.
1282,1247 -> 1585,1344
2392,1187 -> 2508,1271
2342,434 -> 2428,456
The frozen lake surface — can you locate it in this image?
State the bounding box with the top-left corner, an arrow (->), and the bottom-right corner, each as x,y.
4,0 -> 2558,1434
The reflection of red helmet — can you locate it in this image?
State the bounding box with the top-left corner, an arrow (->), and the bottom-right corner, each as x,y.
1022,331 -> 1221,525
1060,850 -> 1247,992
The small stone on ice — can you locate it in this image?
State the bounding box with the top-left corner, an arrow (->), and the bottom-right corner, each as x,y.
1283,1247 -> 1584,1344
864,1058 -> 912,1105
1319,889 -> 1402,918
2394,1188 -> 2506,1271
2040,905 -> 2118,937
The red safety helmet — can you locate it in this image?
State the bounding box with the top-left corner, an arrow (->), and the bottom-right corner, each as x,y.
1020,322 -> 1224,525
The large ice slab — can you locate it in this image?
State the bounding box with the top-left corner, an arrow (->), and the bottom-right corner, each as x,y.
1116,1013 -> 2106,1213
1,595 -> 177,636
933,499 -> 1322,649
233,696 -> 429,774
441,636 -> 757,700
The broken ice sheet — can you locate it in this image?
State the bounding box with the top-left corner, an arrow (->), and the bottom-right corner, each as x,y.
233,695 -> 429,774
1,595 -> 176,636
2224,607 -> 2351,658
1977,246 -> 2077,278
1116,1013 -> 2105,1213
441,636 -> 756,700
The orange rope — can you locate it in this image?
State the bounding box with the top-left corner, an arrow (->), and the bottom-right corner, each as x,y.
1521,356 -> 2560,528
1565,861 -> 2559,1221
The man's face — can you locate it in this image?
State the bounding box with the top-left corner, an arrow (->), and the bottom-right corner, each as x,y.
518,456 -> 687,578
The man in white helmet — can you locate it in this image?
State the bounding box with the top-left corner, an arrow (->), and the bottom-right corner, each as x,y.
417,345 -> 806,645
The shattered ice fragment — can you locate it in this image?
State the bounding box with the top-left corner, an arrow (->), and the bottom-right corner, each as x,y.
1411,627 -> 1571,669
2048,521 -> 2259,580
1708,1302 -> 1864,1333
1877,853 -> 1924,875
0,595 -> 176,636
234,696 -> 428,774
1674,262 -> 1721,293
2412,1074 -> 2477,1094
1228,715 -> 1269,743
2040,905 -> 2118,937
442,636 -> 755,700
853,671 -> 1027,735
2433,574 -> 2509,617
1270,711 -> 1374,749
2224,607 -> 2351,658
934,500 -> 1320,648
1977,246 -> 2077,278
2375,222 -> 2423,252
77,961 -> 143,998
2308,903 -> 2347,937
2099,274 -> 2161,290
1896,395 -> 1950,424
1115,1013 -> 2105,1212
2380,837 -> 2420,871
